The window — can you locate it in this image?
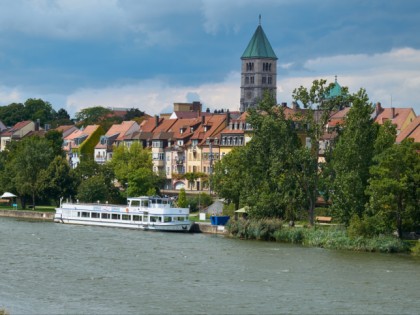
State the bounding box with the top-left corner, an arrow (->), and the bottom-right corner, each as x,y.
164,217 -> 172,223
81,212 -> 90,218
152,141 -> 162,148
91,212 -> 100,218
122,214 -> 130,221
268,76 -> 272,85
133,215 -> 141,222
245,76 -> 249,84
177,140 -> 183,146
250,76 -> 254,84
101,213 -> 110,219
262,76 -> 266,84
112,214 -> 121,220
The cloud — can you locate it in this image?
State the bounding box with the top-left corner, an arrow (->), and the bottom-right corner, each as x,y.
278,47 -> 420,114
65,71 -> 241,117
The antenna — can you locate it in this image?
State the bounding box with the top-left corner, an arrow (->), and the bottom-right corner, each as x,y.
259,14 -> 261,26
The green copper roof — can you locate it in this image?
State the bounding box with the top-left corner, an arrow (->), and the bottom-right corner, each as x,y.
241,25 -> 277,59
326,79 -> 342,99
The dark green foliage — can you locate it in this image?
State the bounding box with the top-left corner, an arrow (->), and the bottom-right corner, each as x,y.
76,175 -> 109,203
124,108 -> 145,120
186,193 -> 213,212
366,139 -> 420,238
347,214 -> 389,238
177,188 -> 188,208
330,89 -> 378,225
226,218 -> 283,241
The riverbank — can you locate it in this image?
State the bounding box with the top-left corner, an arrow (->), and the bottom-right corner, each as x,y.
0,209 -> 54,220
0,210 -> 227,235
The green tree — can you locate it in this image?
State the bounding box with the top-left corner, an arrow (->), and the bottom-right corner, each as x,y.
110,142 -> 163,197
292,79 -> 350,224
75,106 -> 112,125
24,98 -> 56,124
177,188 -> 188,208
38,156 -> 77,206
76,175 -> 109,203
45,129 -> 65,157
330,89 -> 378,225
3,137 -> 55,209
366,139 -> 420,238
212,147 -> 247,210
0,103 -> 26,126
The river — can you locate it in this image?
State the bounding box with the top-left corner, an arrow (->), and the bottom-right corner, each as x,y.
1,217 -> 419,314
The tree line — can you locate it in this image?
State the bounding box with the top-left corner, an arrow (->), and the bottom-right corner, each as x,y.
0,138 -> 163,210
212,80 -> 420,238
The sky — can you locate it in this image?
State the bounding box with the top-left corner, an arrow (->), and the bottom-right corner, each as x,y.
1,0 -> 420,118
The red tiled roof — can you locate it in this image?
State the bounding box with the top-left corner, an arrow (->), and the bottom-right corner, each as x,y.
375,108 -> 415,131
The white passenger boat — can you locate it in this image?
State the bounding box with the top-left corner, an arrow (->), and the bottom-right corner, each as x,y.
54,196 -> 193,232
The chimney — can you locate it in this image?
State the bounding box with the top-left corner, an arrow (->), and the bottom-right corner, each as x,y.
292,101 -> 299,110
281,102 -> 287,108
226,111 -> 231,125
375,102 -> 382,116
35,119 -> 40,131
154,115 -> 159,127
391,107 -> 395,119
201,115 -> 205,125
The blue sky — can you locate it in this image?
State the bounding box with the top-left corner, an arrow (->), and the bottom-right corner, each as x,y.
1,0 -> 420,118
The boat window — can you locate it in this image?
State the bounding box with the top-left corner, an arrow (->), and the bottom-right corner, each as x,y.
131,200 -> 140,207
111,214 -> 120,220
77,212 -> 81,217
101,213 -> 110,219
133,215 -> 141,222
91,212 -> 100,218
143,215 -> 148,222
176,216 -> 185,221
150,216 -> 161,222
81,212 -> 90,218
164,217 -> 172,222
122,214 -> 130,221
141,200 -> 149,207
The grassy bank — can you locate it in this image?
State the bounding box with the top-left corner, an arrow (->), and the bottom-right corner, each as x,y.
227,218 -> 411,254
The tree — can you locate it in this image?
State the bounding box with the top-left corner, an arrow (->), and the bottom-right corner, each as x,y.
366,139 -> 420,238
38,156 -> 77,206
24,98 -> 56,124
0,103 -> 26,126
330,89 -> 378,225
110,142 -> 163,197
292,79 -> 350,224
3,137 -> 55,209
45,130 -> 65,157
76,175 -> 109,203
177,188 -> 188,208
212,147 -> 247,210
75,106 -> 112,125
124,108 -> 145,120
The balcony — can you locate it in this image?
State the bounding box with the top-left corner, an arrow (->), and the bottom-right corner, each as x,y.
175,157 -> 184,165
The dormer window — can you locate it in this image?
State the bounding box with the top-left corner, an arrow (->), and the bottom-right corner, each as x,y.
214,138 -> 219,145
192,140 -> 198,147
180,128 -> 184,134
190,127 -> 194,133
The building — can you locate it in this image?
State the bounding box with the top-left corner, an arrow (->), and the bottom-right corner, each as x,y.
374,102 -> 416,134
0,121 -> 35,151
396,116 -> 420,143
63,125 -> 104,168
240,18 -> 277,112
94,121 -> 139,164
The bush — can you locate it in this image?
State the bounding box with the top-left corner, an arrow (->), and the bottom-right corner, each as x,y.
227,218 -> 282,241
410,241 -> 420,257
347,214 -> 388,238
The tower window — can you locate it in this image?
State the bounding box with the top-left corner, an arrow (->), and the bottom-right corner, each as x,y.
245,76 -> 249,84
262,76 -> 266,84
250,76 -> 254,84
268,76 -> 272,85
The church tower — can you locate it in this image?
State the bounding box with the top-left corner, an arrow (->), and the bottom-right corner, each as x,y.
240,18 -> 277,112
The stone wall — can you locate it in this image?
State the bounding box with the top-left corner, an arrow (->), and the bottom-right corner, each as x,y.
0,210 -> 54,220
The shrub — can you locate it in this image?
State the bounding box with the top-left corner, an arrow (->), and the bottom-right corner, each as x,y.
411,241 -> 420,257
347,214 -> 388,238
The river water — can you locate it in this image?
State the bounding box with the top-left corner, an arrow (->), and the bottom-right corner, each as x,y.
1,217 -> 419,314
